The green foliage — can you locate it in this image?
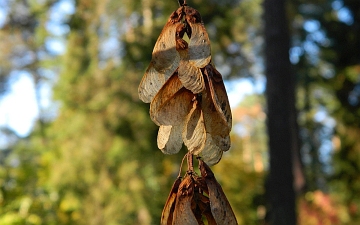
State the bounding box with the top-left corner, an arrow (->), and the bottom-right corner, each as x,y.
213,94 -> 267,224
213,152 -> 265,224
292,0 -> 360,222
0,129 -> 58,225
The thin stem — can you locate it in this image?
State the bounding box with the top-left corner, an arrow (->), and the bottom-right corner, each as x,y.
187,153 -> 194,172
178,0 -> 186,6
178,153 -> 188,177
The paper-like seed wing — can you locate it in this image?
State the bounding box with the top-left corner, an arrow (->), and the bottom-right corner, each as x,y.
203,64 -> 232,131
182,99 -> 206,155
199,160 -> 238,225
138,9 -> 182,103
184,6 -> 211,69
138,65 -> 166,103
198,135 -> 223,166
178,59 -> 205,94
195,192 -> 217,225
152,88 -> 194,126
151,9 -> 181,72
176,22 -> 205,94
150,74 -> 193,126
201,74 -> 231,152
173,176 -> 198,225
157,125 -> 183,155
161,177 -> 182,225
192,201 -> 203,225
201,77 -> 230,139
212,134 -> 231,152
149,74 -> 182,125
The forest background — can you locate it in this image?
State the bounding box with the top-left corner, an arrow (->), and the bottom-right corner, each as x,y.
0,0 -> 359,224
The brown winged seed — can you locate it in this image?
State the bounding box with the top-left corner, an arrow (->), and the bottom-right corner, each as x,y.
138,4 -> 232,166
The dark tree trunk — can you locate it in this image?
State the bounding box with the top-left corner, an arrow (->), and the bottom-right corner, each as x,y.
264,0 -> 298,224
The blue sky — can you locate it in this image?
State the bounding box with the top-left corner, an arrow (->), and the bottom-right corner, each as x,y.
0,73 -> 38,136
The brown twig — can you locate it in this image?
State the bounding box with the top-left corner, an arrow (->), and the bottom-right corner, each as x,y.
187,153 -> 194,173
178,0 -> 187,7
178,153 -> 188,178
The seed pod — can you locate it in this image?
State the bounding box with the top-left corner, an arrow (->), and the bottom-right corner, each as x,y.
202,64 -> 232,132
195,192 -> 217,225
177,22 -> 205,94
157,125 -> 183,155
184,6 -> 211,68
199,159 -> 238,225
150,73 -> 193,126
161,177 -> 182,225
182,98 -> 206,155
138,8 -> 183,103
172,175 -> 199,225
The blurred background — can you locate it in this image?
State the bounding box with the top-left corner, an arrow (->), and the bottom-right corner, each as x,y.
0,0 -> 359,224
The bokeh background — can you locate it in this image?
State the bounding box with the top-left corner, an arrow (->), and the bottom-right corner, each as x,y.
0,0 -> 359,224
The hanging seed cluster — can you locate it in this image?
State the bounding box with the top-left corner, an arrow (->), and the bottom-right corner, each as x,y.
161,158 -> 237,225
138,1 -> 238,224
138,2 -> 232,166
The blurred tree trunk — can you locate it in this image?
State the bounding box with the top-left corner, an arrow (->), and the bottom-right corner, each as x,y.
264,0 -> 298,224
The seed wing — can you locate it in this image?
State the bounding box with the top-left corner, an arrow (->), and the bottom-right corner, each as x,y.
199,160 -> 238,224
199,135 -> 223,166
203,64 -> 232,131
138,9 -> 183,103
138,65 -> 166,103
150,74 -> 193,126
178,60 -> 205,94
172,176 -> 198,225
161,177 -> 182,225
157,125 -> 183,155
182,99 -> 206,155
185,6 -> 211,69
176,22 -> 205,94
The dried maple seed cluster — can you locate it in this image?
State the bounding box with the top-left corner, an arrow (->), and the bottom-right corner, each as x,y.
138,3 -> 232,166
161,157 -> 237,225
